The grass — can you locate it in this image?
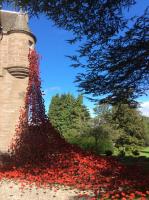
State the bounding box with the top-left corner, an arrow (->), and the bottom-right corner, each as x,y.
113,146 -> 149,157
139,146 -> 149,157
112,146 -> 149,170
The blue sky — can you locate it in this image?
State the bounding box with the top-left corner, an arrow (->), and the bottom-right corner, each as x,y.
3,0 -> 149,116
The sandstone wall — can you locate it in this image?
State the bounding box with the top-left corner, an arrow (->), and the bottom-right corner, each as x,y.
0,32 -> 35,153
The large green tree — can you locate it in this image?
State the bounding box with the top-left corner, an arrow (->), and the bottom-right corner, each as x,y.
2,0 -> 147,104
76,9 -> 149,106
48,93 -> 90,138
143,116 -> 149,145
112,104 -> 145,139
93,103 -> 121,142
3,0 -> 135,44
93,103 -> 146,147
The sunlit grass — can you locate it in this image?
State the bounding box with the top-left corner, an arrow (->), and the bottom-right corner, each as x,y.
140,146 -> 149,158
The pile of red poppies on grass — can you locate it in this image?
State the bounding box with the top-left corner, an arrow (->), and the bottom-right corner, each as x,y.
0,50 -> 149,200
1,143 -> 149,200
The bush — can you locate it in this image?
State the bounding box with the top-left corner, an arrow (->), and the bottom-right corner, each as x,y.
78,136 -> 95,151
105,150 -> 113,156
66,132 -> 114,155
116,134 -> 144,148
64,129 -> 80,143
64,125 -> 114,155
132,149 -> 140,156
95,138 -> 113,154
67,133 -> 96,151
119,150 -> 125,157
89,125 -> 114,154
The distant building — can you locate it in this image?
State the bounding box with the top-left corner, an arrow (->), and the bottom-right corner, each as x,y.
0,10 -> 36,153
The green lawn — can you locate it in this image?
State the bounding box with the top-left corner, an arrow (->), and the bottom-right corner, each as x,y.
139,146 -> 149,157
113,146 -> 149,158
112,146 -> 149,167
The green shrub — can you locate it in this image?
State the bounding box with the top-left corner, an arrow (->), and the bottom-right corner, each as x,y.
95,138 -> 113,154
116,134 -> 144,148
88,125 -> 114,154
132,149 -> 140,156
78,136 -> 95,151
119,150 -> 125,157
63,125 -> 114,155
64,129 -> 80,144
105,150 -> 113,156
66,132 -> 114,155
66,133 -> 95,151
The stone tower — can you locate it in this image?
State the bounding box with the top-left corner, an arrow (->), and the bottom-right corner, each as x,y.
0,10 -> 36,153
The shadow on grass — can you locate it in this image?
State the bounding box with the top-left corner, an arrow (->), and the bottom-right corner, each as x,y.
114,154 -> 149,167
140,150 -> 149,153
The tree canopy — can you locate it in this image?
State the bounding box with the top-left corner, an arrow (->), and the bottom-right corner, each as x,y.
2,0 -> 149,105
112,103 -> 145,140
48,93 -> 90,138
75,8 -> 149,106
4,0 -> 135,43
93,103 -> 146,147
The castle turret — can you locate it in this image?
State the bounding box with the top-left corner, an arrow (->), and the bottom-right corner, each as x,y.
0,10 -> 36,153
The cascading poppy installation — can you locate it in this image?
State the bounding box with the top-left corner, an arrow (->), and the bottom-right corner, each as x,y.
0,50 -> 149,200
